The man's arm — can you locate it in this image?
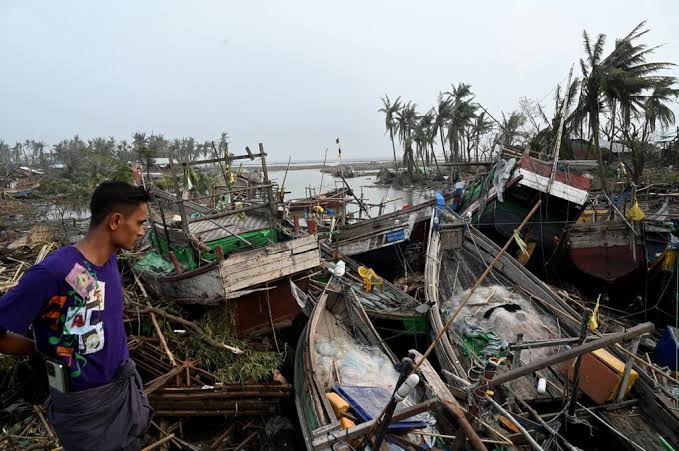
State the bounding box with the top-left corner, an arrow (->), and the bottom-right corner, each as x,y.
0,265 -> 57,356
0,327 -> 35,355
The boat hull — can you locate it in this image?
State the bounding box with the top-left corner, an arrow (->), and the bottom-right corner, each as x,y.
566,222 -> 645,283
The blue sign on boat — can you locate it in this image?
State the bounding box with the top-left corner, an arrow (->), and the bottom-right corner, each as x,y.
385,229 -> 405,243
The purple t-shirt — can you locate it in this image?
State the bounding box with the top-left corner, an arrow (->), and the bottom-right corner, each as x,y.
0,246 -> 129,391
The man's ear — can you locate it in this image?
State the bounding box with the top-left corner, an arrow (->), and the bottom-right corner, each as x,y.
108,212 -> 123,230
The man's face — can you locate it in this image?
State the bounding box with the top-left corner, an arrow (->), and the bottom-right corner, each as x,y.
109,202 -> 148,251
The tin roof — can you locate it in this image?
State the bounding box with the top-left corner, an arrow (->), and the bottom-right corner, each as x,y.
188,214 -> 270,242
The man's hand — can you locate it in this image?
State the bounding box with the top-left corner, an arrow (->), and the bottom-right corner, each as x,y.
0,328 -> 35,355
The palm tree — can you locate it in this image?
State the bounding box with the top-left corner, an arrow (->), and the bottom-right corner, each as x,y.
378,95 -> 402,168
623,76 -> 679,183
499,111 -> 526,147
432,95 -> 452,162
575,21 -> 675,187
445,83 -> 477,162
133,132 -> 152,178
395,101 -> 419,177
643,77 -> 679,136
467,112 -> 494,161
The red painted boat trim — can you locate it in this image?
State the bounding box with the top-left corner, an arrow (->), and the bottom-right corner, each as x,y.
519,155 -> 593,191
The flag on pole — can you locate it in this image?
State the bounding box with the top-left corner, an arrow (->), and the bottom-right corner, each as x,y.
336,137 -> 342,160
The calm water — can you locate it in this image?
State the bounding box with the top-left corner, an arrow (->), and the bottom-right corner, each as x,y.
26,168 -> 434,224
269,168 -> 433,216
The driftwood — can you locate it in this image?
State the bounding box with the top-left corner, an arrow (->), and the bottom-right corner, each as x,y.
144,362 -> 190,395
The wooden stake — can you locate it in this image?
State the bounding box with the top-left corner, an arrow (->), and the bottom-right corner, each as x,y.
615,336 -> 641,402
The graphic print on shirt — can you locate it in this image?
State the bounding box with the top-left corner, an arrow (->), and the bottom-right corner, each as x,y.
42,261 -> 106,378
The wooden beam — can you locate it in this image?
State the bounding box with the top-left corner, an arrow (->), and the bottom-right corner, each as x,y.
187,203 -> 270,224
311,398 -> 439,449
616,336 -> 641,402
489,322 -> 654,388
181,152 -> 265,166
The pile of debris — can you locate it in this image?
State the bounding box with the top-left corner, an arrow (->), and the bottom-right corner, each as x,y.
0,240 -> 297,450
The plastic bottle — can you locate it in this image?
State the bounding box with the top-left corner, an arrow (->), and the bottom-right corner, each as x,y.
394,374 -> 420,402
334,260 -> 346,278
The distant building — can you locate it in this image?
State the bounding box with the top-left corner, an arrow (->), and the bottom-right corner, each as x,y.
151,157 -> 171,169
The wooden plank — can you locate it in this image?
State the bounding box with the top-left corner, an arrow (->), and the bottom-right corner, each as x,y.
222,249 -> 320,290
144,363 -> 188,395
489,322 -> 655,388
181,152 -> 266,166
225,254 -> 319,292
221,245 -> 318,275
220,235 -> 318,269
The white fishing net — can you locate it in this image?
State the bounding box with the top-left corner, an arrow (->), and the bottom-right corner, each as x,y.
442,284 -> 560,363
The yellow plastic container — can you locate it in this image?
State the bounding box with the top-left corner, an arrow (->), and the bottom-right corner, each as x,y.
326,392 -> 349,417
591,348 -> 638,400
340,417 -> 355,429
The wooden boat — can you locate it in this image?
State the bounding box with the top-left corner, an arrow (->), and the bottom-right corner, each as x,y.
1,167 -> 42,198
133,147 -> 321,337
564,212 -> 645,284
459,150 -> 592,267
294,280 -> 485,450
2,182 -> 40,198
425,207 -> 580,402
291,244 -> 430,334
286,187 -> 352,226
425,206 -> 679,449
330,195 -> 444,257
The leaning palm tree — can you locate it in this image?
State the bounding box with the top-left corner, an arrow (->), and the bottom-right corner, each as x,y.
575,21 -> 675,188
379,95 -> 402,168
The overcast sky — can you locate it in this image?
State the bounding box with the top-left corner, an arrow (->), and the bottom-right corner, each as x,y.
1,0 -> 678,161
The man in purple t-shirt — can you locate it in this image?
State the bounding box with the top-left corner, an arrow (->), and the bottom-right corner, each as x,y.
0,181 -> 154,451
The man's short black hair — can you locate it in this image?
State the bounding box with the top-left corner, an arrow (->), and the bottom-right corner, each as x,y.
90,181 -> 150,228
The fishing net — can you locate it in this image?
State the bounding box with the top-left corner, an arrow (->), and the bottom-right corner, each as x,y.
439,247 -> 561,365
